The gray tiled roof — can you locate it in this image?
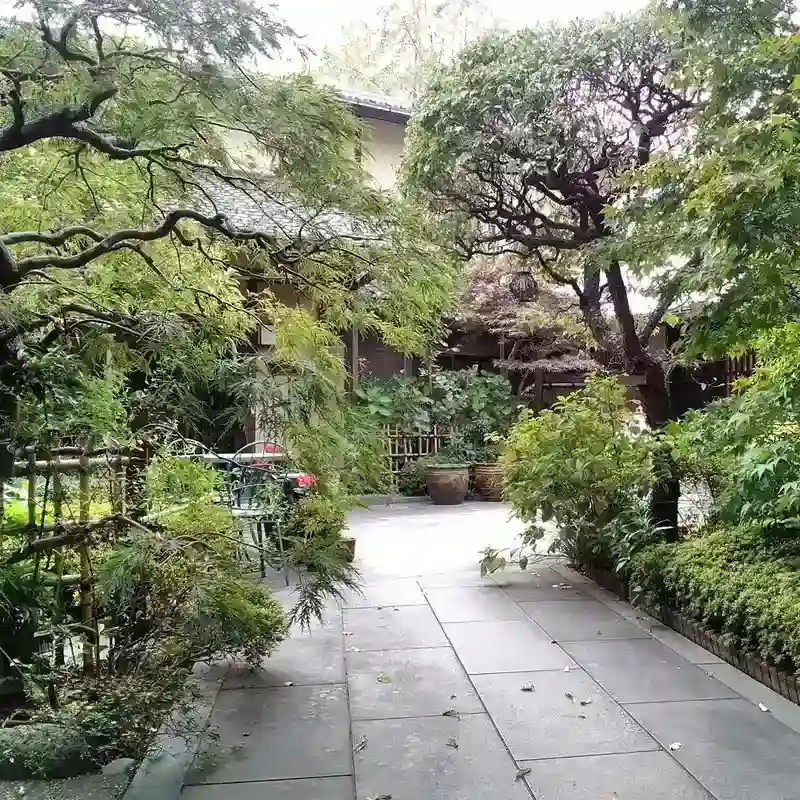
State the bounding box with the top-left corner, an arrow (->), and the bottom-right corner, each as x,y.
197,176 -> 377,241
339,90 -> 412,121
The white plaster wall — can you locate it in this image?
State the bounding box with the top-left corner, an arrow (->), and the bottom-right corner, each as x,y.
361,118 -> 407,190
223,116 -> 407,191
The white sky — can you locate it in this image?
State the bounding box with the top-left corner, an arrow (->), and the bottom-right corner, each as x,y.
276,0 -> 647,60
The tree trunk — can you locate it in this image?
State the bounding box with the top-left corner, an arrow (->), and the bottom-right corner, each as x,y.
638,362 -> 680,541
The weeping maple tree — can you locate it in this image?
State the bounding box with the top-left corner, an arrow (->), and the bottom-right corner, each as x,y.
0,0 -> 457,452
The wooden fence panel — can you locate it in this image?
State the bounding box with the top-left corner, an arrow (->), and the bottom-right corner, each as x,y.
385,425 -> 450,475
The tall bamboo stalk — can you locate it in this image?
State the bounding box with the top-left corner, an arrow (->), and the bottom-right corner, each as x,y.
52,445 -> 65,668
78,438 -> 94,673
26,447 -> 37,530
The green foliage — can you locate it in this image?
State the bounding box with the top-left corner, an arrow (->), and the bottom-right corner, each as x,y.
354,377 -> 431,431
282,486 -> 361,630
427,368 -> 516,457
502,375 -> 653,569
631,525 -> 800,668
0,0 -> 455,775
396,459 -> 428,496
178,572 -> 288,668
660,323 -> 800,532
612,3 -> 800,360
286,489 -> 351,541
146,455 -> 220,509
94,497 -> 288,671
57,668 -> 194,766
0,722 -> 93,779
355,368 -> 516,463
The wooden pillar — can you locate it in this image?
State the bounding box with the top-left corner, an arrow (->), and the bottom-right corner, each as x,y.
533,369 -> 545,412
351,327 -> 360,390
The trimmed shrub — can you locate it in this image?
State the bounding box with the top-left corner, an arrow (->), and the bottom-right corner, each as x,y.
502,375 -> 653,569
631,526 -> 800,669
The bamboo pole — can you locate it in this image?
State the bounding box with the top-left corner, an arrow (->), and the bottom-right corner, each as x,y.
110,453 -> 125,516
52,445 -> 65,668
26,448 -> 37,530
78,438 -> 94,673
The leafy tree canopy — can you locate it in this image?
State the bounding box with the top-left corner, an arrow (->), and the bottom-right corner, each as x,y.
404,11 -> 697,430
0,0 -> 458,460
615,0 -> 800,358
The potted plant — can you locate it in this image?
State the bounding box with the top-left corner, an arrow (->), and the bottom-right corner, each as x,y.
473,433 -> 505,502
424,445 -> 470,505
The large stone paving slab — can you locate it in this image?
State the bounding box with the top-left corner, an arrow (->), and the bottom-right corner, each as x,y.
424,586 -> 529,622
186,685 -> 350,784
181,777 -> 354,800
702,661 -> 800,735
645,620 -> 724,665
444,620 -> 575,674
347,647 -> 484,720
494,568 -> 592,601
562,638 -> 738,704
417,569 -> 495,588
345,577 -> 427,608
471,670 -> 658,760
344,605 -> 448,650
519,751 -> 714,799
519,599 -> 650,641
627,697 -> 800,800
352,713 -> 531,800
223,626 -> 344,689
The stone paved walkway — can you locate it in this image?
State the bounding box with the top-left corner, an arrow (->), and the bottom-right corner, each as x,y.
180,503 -> 800,800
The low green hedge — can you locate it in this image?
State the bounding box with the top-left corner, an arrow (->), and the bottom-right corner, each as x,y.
631,526 -> 800,671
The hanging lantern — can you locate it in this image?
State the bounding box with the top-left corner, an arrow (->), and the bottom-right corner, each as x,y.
509,268 -> 538,303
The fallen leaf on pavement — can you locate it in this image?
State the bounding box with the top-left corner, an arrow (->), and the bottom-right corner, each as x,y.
442,708 -> 461,719
521,683 -> 535,692
668,742 -> 682,752
446,737 -> 459,749
578,713 -> 587,719
376,673 -> 392,684
450,693 -> 457,699
563,666 -> 570,672
759,702 -> 770,713
367,795 -> 392,800
353,735 -> 368,753
515,767 -> 532,781
565,692 -> 576,704
580,698 -> 592,706
284,681 -> 293,687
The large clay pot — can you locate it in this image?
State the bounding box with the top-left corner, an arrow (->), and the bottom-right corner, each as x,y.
425,464 -> 469,505
342,536 -> 356,563
474,463 -> 504,501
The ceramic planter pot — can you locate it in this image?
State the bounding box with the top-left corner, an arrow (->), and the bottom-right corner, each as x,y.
473,463 -> 504,501
342,536 -> 356,563
425,464 -> 469,505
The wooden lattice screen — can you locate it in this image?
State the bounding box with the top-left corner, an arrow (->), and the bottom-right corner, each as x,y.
385,425 -> 450,475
